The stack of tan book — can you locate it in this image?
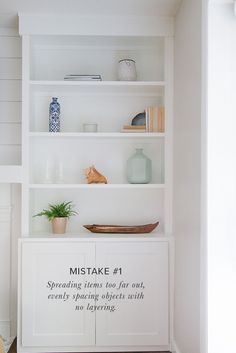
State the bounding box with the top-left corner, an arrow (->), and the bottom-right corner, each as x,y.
121,125 -> 146,133
145,106 -> 165,132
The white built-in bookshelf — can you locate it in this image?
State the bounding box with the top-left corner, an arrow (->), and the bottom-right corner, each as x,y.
20,18 -> 173,237
18,13 -> 174,353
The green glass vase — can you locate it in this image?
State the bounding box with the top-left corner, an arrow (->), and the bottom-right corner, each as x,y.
127,148 -> 152,184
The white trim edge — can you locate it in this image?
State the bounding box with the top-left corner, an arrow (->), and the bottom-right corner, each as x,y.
19,13 -> 174,36
171,339 -> 182,353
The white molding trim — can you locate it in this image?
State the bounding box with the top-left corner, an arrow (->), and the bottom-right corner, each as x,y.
171,339 -> 182,353
19,13 -> 174,36
0,320 -> 10,340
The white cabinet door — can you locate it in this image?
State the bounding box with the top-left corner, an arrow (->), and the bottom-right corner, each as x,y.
21,241 -> 96,347
96,241 -> 169,346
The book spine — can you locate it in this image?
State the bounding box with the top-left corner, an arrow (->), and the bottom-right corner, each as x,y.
149,107 -> 154,132
145,108 -> 149,132
153,107 -> 158,132
158,107 -> 165,132
147,107 -> 150,132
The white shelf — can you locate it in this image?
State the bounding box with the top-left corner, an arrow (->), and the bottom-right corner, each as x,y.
0,166 -> 22,183
29,80 -> 165,95
29,132 -> 165,138
29,183 -> 165,189
30,80 -> 165,86
23,232 -> 169,241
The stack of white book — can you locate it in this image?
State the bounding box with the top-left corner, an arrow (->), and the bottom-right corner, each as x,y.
64,74 -> 102,81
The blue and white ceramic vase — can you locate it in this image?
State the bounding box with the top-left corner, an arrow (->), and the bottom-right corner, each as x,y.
49,97 -> 60,132
127,148 -> 152,184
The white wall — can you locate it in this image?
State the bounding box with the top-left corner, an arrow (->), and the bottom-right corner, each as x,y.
208,3 -> 236,352
0,184 -> 12,338
173,0 -> 202,352
0,184 -> 20,339
0,25 -> 21,165
0,23 -> 21,339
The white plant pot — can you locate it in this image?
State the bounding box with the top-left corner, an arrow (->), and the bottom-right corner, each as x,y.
51,217 -> 67,234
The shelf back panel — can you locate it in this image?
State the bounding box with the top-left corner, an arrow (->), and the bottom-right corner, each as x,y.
29,138 -> 164,184
29,188 -> 165,235
30,94 -> 163,133
30,36 -> 164,81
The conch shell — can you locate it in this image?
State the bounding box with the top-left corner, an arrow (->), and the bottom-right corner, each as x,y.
85,165 -> 108,184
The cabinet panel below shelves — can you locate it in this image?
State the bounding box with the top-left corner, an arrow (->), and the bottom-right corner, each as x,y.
19,239 -> 170,349
96,241 -> 169,346
21,242 -> 96,346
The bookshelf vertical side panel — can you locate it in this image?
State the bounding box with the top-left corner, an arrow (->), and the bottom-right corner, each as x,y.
164,37 -> 174,235
21,35 -> 30,236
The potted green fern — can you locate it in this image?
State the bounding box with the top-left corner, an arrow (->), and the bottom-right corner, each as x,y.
34,201 -> 78,234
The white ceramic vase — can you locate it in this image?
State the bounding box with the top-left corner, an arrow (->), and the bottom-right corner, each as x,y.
51,217 -> 67,234
118,59 -> 137,81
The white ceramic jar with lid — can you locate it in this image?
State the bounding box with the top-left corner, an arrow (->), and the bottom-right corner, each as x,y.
118,59 -> 137,81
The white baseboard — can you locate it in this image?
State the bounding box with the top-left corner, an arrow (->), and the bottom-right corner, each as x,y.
0,320 -> 10,340
171,339 -> 182,353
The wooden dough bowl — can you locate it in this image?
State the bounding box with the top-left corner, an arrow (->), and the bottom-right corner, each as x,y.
83,222 -> 159,234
